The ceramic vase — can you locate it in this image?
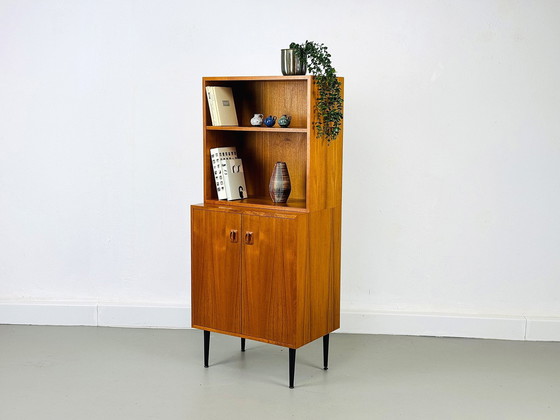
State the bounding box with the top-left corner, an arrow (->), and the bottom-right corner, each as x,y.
269,162 -> 291,203
281,49 -> 306,75
278,114 -> 291,128
250,113 -> 263,126
263,115 -> 277,127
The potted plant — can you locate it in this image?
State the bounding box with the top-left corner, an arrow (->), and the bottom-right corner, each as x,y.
287,41 -> 343,144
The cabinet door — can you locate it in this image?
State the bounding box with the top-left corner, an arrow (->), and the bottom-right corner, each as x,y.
241,214 -> 303,346
191,207 -> 242,334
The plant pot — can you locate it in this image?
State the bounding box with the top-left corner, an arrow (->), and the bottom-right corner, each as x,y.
269,162 -> 291,203
281,49 -> 306,76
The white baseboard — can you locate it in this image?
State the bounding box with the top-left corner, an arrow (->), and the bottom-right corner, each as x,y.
525,317 -> 560,341
98,304 -> 190,329
0,302 -> 98,326
339,311 -> 527,340
0,301 -> 190,329
1,301 -> 559,341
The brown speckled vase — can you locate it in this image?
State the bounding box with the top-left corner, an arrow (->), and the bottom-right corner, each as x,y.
269,162 -> 291,203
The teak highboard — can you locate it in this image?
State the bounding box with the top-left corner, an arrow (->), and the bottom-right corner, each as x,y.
191,75 -> 343,388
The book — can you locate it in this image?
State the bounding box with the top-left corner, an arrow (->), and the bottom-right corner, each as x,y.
223,158 -> 247,201
210,147 -> 238,200
205,87 -> 218,125
205,86 -> 238,126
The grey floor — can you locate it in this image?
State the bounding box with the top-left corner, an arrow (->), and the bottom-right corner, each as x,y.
1,326 -> 559,420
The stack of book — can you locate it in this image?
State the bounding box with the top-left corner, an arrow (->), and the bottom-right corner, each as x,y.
210,147 -> 247,201
206,86 -> 238,126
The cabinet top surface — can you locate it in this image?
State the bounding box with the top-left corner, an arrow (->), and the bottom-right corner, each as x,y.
192,203 -> 307,217
203,75 -> 313,82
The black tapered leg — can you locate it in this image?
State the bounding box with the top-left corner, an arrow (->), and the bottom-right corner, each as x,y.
241,338 -> 246,352
203,330 -> 210,368
323,334 -> 330,370
289,348 -> 296,389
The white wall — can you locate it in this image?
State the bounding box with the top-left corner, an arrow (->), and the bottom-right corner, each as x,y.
1,0 -> 559,339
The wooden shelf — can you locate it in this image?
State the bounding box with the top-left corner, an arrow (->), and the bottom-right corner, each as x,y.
205,197 -> 308,213
206,126 -> 307,133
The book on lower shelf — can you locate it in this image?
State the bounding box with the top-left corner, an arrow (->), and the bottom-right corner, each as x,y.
210,147 -> 238,200
223,158 -> 247,201
205,86 -> 238,126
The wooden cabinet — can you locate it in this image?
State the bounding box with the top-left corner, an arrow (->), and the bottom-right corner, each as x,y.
192,207 -> 305,347
191,76 -> 343,387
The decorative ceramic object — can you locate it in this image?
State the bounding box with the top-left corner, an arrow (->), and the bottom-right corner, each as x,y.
263,115 -> 277,127
281,49 -> 306,76
250,113 -> 264,126
269,162 -> 291,203
278,115 -> 292,128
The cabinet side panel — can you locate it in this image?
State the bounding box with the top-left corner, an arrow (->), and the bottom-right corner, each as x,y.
332,205 -> 342,330
306,207 -> 341,342
328,78 -> 344,209
191,207 -> 242,333
308,77 -> 344,212
296,214 -> 309,348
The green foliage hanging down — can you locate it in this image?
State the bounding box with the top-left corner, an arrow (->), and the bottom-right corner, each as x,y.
289,41 -> 343,144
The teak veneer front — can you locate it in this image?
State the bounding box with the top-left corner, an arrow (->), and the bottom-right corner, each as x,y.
191,205 -> 341,349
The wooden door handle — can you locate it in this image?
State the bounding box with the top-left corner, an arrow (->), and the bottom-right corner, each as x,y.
244,232 -> 254,245
229,230 -> 238,243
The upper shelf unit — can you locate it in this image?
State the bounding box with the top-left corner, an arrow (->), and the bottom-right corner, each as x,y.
202,76 -> 343,213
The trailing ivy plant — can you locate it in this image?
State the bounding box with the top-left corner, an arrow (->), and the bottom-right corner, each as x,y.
289,41 -> 343,144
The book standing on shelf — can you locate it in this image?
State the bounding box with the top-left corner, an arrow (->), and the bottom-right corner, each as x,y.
206,87 -> 218,124
223,158 -> 247,201
205,86 -> 238,126
210,147 -> 238,200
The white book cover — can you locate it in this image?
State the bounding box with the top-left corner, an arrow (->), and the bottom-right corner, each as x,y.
224,158 -> 247,201
206,86 -> 238,126
210,147 -> 237,200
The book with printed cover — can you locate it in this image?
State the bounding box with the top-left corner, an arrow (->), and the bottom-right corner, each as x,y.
210,147 -> 238,200
223,158 -> 247,201
205,86 -> 238,126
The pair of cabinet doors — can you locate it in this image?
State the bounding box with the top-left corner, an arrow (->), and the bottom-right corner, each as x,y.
191,206 -> 306,347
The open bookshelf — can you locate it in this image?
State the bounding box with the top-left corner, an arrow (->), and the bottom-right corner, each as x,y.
203,76 -> 325,212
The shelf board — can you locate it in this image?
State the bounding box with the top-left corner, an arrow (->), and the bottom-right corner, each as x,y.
205,197 -> 307,213
206,126 -> 307,133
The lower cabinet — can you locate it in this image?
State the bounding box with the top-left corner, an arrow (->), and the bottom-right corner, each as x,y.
191,204 -> 340,387
191,206 -> 303,347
